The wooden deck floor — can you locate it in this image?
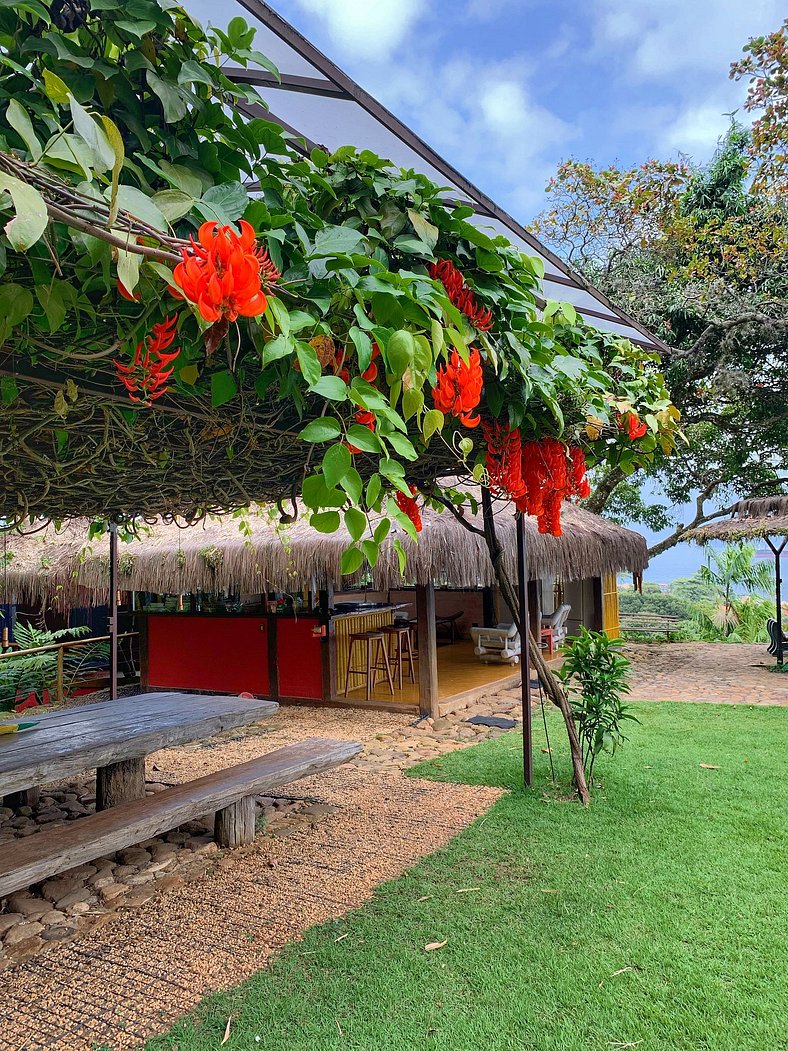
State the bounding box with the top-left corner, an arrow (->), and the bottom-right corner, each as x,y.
341,639 -> 522,713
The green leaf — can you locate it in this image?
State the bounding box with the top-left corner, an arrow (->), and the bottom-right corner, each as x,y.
100,115 -> 125,225
7,100 -> 42,160
402,388 -> 424,422
69,95 -> 115,172
0,284 -> 33,329
323,443 -> 351,487
349,326 -> 373,373
1,376 -> 19,405
475,247 -> 504,273
0,175 -> 47,250
346,424 -> 382,453
116,249 -> 140,294
392,537 -> 407,575
344,507 -> 366,543
35,281 -> 70,332
406,208 -> 438,251
296,341 -> 322,387
115,18 -> 157,36
113,185 -> 167,231
311,225 -> 365,257
311,511 -> 341,534
266,296 -> 290,338
179,364 -> 199,385
341,545 -> 365,575
311,375 -> 348,401
362,538 -> 380,567
178,60 -> 214,87
386,432 -> 418,460
261,334 -> 293,366
146,70 -> 190,123
422,409 -> 444,442
340,467 -> 363,505
195,182 -> 250,225
300,417 -> 342,443
42,68 -> 70,104
379,458 -> 411,496
373,518 -> 390,545
366,473 -> 382,509
211,370 -> 238,407
302,474 -> 346,509
152,189 -> 194,222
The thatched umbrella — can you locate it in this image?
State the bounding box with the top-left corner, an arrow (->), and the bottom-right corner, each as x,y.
3,500 -> 648,611
686,496 -> 788,665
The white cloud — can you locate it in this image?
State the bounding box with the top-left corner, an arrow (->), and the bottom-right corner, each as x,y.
291,0 -> 427,59
590,0 -> 784,81
658,100 -> 738,159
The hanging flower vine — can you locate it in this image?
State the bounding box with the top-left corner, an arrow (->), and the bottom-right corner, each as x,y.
432,348 -> 484,427
114,315 -> 180,405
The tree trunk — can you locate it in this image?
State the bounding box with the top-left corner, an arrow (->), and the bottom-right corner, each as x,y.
479,491 -> 590,805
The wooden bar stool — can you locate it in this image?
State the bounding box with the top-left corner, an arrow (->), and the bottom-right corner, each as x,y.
380,624 -> 416,689
344,630 -> 394,701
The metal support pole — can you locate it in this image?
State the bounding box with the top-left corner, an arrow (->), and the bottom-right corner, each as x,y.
516,512 -> 533,787
767,536 -> 786,667
109,521 -> 119,699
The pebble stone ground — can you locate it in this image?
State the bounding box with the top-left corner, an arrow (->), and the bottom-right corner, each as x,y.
0,640 -> 784,1047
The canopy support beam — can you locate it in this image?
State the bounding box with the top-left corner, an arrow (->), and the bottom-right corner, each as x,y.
516,513 -> 533,787
765,536 -> 787,666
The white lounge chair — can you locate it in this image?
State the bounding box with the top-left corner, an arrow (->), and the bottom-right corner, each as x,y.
542,603 -> 571,647
470,622 -> 521,665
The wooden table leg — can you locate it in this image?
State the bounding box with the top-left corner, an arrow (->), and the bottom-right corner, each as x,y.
96,756 -> 146,810
3,788 -> 40,810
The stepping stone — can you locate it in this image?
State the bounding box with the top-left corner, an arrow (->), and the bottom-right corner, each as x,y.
465,715 -> 516,730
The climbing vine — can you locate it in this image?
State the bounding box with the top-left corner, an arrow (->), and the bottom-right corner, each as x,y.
0,0 -> 681,573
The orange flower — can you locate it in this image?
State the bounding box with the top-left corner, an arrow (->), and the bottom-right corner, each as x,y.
114,315 -> 180,404
172,221 -> 279,324
117,278 -> 141,302
395,484 -> 423,532
432,348 -> 483,427
620,411 -> 647,440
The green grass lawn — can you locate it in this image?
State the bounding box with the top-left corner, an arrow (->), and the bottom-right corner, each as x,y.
148,702 -> 788,1051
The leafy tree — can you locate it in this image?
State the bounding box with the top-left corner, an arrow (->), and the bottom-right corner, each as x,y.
618,588 -> 693,621
670,574 -> 718,605
533,125 -> 788,554
690,543 -> 774,642
731,17 -> 788,193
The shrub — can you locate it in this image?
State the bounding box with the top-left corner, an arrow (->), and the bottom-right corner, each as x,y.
558,627 -> 638,781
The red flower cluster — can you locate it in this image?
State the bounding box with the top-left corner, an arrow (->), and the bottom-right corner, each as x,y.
172,221 -> 279,324
115,315 -> 180,404
429,259 -> 493,331
432,348 -> 483,428
481,427 -> 592,536
620,411 -> 647,440
395,484 -> 423,533
332,343 -> 380,384
483,420 -> 526,502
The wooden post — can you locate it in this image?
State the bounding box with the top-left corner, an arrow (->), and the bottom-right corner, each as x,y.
109,521 -> 119,700
215,795 -> 256,847
96,757 -> 146,810
3,788 -> 40,810
55,645 -> 64,705
416,582 -> 438,719
516,513 -> 533,788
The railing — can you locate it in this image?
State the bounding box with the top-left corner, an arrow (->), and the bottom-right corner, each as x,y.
0,632 -> 139,706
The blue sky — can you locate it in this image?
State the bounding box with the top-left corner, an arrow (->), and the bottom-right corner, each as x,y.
268,0 -> 785,218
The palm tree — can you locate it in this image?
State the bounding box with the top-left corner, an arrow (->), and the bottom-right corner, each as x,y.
692,543 -> 773,641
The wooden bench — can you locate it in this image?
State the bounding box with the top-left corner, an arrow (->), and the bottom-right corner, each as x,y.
0,737 -> 361,899
620,614 -> 683,639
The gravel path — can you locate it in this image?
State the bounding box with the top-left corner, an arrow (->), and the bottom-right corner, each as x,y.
0,768 -> 502,1051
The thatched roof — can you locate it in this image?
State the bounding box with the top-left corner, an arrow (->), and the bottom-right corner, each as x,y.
686,496 -> 788,544
2,499 -> 647,611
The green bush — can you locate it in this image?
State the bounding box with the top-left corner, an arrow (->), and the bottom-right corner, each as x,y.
558,627 -> 638,781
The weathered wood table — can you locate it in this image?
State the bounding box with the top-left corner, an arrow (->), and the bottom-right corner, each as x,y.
0,692 -> 279,809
